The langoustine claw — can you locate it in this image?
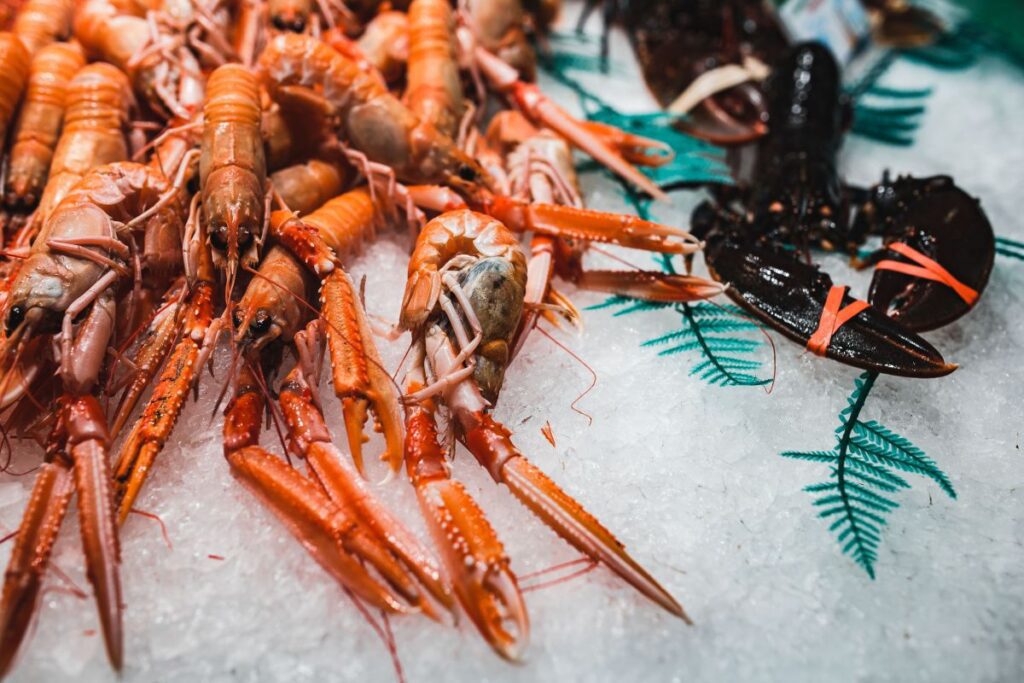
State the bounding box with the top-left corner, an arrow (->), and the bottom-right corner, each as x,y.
400,209 -> 690,658
222,337 -> 451,618
0,394 -> 123,675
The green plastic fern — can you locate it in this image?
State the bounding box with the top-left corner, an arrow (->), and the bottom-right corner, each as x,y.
781,372 -> 956,578
996,236 -> 1024,261
587,295 -> 771,387
844,52 -> 931,146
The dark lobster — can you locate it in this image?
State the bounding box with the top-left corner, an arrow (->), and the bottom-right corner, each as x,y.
621,0 -> 787,144
584,0 -> 952,146
692,42 -> 995,378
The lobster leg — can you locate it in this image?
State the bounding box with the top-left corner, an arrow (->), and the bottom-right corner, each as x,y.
108,278 -> 187,439
113,278 -> 216,522
571,269 -> 724,302
0,336 -> 48,410
319,269 -> 404,478
578,120 -> 674,168
462,412 -> 689,622
404,185 -> 705,255
484,197 -> 703,255
0,395 -> 124,675
405,359 -> 528,661
113,239 -> 219,522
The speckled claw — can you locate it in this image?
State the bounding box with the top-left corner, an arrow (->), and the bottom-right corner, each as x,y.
113,279 -> 215,523
0,396 -> 125,675
320,270 -> 404,477
67,396 -> 123,671
270,210 -> 339,276
223,362 -> 429,615
108,279 -> 187,440
460,411 -> 690,622
417,478 -> 528,660
404,398 -> 529,660
278,362 -> 454,618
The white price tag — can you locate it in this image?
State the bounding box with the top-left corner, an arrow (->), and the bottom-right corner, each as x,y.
779,0 -> 873,64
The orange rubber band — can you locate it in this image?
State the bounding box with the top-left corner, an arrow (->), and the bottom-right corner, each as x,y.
874,242 -> 978,305
806,285 -> 870,356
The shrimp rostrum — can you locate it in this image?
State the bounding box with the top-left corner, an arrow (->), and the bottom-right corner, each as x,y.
400,210 -> 690,660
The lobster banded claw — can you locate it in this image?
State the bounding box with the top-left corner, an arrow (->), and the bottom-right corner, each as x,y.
704,231 -> 955,378
856,175 -> 995,332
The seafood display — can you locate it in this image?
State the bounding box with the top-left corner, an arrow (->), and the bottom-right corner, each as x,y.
0,0 -> 1004,679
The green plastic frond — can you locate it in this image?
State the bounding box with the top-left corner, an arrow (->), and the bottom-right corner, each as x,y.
865,84 -> 933,99
839,466 -> 910,493
585,296 -> 673,316
781,451 -> 840,463
995,236 -> 1024,261
782,371 -> 957,578
901,31 -> 980,70
544,54 -> 767,387
589,298 -> 769,387
851,422 -> 957,498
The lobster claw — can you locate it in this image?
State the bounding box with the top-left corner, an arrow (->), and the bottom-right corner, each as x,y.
856,176 -> 995,332
704,231 -> 956,378
674,82 -> 769,147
